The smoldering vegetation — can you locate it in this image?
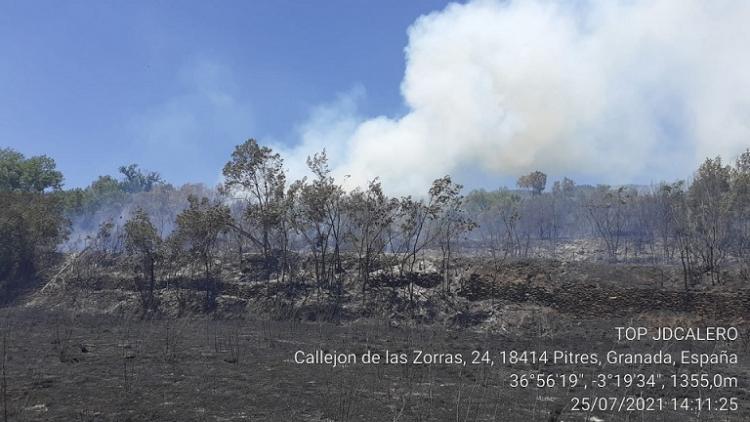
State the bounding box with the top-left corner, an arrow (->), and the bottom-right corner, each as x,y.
2,143 -> 750,420
3,143 -> 750,312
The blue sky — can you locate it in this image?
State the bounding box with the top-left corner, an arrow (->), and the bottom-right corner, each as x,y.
1,0 -> 454,188
4,1 -> 749,194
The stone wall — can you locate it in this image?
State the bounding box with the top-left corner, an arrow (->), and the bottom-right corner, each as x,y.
459,277 -> 750,318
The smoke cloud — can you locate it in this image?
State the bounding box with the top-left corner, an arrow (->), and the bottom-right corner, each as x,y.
284,0 -> 750,195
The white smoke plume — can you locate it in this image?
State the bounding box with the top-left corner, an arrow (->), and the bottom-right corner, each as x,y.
283,0 -> 750,195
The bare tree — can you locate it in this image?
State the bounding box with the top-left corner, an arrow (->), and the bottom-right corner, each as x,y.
584,185 -> 633,260
730,150 -> 750,281
651,183 -> 680,261
343,179 -> 397,306
394,176 -> 465,305
288,151 -> 345,290
666,182 -> 698,290
1,324 -> 7,422
431,176 -> 475,291
497,190 -> 524,256
688,157 -> 732,285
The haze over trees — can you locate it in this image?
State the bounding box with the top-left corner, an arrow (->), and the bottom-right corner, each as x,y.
221,139 -> 287,278
172,195 -> 232,310
123,207 -> 161,309
516,171 -> 547,196
2,143 -> 750,310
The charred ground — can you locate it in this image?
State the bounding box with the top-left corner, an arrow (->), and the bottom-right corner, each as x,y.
0,248 -> 746,421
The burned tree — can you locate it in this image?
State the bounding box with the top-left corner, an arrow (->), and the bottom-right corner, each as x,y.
394,176 -> 466,305
584,185 -> 633,260
517,171 -> 547,196
123,208 -> 161,310
430,176 -> 475,291
172,195 -> 231,310
688,157 -> 732,285
289,150 -> 345,289
730,150 -> 750,281
343,179 -> 397,305
222,139 -> 287,278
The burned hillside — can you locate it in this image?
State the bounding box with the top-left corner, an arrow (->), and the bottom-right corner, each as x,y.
3,143 -> 750,317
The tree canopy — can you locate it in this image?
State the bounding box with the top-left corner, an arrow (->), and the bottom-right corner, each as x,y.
0,148 -> 63,193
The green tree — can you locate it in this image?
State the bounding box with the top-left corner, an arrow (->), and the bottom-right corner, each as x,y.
0,149 -> 68,300
118,164 -> 163,193
0,148 -> 63,193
